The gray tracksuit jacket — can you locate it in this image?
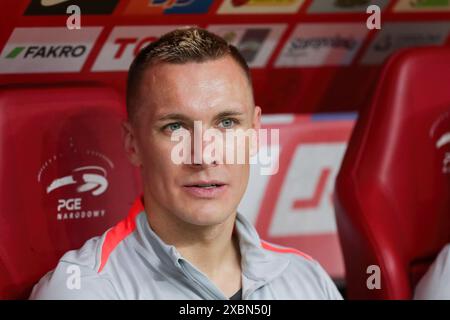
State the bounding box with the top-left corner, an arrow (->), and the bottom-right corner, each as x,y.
414,244 -> 450,300
30,197 -> 343,300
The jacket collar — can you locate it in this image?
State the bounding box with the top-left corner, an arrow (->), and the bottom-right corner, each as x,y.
131,197 -> 290,286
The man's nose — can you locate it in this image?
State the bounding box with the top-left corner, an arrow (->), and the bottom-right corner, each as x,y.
191,135 -> 220,167
191,121 -> 221,167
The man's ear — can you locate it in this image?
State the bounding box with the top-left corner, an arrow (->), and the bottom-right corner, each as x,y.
250,106 -> 262,157
122,121 -> 142,167
253,106 -> 261,130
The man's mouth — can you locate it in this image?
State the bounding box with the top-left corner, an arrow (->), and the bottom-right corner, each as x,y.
184,180 -> 226,187
186,183 -> 225,189
183,181 -> 227,198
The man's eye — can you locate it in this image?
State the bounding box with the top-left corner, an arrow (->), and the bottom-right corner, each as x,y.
219,118 -> 236,129
164,123 -> 182,132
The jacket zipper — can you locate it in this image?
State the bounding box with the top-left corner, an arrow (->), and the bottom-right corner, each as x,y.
179,260 -> 225,300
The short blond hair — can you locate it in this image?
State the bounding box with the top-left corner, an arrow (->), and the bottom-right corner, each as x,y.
126,27 -> 252,123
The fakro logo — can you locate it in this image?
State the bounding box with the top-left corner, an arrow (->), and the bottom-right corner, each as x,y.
5,45 -> 86,59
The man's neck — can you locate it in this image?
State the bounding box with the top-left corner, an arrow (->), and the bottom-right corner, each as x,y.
143,197 -> 242,297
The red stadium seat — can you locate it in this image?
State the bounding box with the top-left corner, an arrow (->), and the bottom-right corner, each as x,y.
334,47 -> 450,299
0,86 -> 140,299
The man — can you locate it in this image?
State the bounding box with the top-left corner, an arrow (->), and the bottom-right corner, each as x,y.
414,244 -> 450,299
30,27 -> 342,300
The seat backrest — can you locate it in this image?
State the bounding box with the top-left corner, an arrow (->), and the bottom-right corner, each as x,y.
335,47 -> 450,299
0,85 -> 140,299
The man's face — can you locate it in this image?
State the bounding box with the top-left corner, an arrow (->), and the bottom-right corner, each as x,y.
124,55 -> 261,227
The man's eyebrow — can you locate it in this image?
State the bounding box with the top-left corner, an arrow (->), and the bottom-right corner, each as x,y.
213,111 -> 245,121
156,110 -> 245,122
156,113 -> 192,122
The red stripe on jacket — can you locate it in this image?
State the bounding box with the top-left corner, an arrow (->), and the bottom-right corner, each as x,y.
98,197 -> 144,273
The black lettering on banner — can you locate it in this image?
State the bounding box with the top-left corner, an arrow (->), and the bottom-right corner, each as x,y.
71,45 -> 86,57
60,46 -> 72,58
46,46 -> 60,58
21,45 -> 88,59
35,46 -> 46,58
24,46 -> 38,58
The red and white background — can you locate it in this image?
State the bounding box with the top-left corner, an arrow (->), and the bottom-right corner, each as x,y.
1,0 -> 450,281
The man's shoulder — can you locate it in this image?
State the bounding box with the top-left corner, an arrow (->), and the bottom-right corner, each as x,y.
259,240 -> 343,300
61,234 -> 105,269
433,244 -> 450,272
29,234 -> 115,299
438,244 -> 450,262
414,243 -> 450,300
260,240 -> 327,281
